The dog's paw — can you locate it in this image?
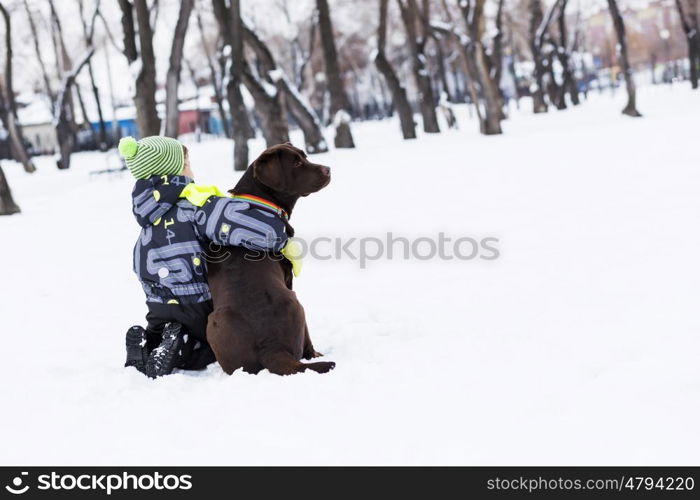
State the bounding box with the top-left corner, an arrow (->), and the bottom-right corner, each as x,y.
303,349 -> 324,360
307,361 -> 335,374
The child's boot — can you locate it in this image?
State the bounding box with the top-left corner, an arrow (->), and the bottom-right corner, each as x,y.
125,326 -> 148,374
145,322 -> 184,378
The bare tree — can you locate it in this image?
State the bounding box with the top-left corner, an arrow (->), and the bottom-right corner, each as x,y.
134,0 -> 161,135
196,4 -> 230,138
242,23 -> 328,153
429,1 -> 500,134
505,12 -> 522,108
316,0 -> 355,147
397,0 -> 440,134
117,0 -> 161,137
239,73 -> 290,147
675,0 -> 700,89
0,1 -> 36,174
23,0 -> 55,106
97,12 -> 122,140
0,161 -> 20,215
214,0 -> 289,152
555,0 -> 580,106
607,0 -> 641,117
374,0 -> 416,139
49,0 -> 84,143
492,0 -> 506,104
233,3 -> 290,149
529,0 -> 548,113
536,0 -> 567,110
55,50 -> 95,169
164,0 -> 194,138
432,1 -> 485,133
78,0 -> 108,149
460,0 -> 502,134
427,27 -> 455,104
278,0 -> 318,91
212,0 -> 255,170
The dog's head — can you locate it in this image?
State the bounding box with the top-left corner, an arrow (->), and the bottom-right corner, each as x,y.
252,143 -> 331,197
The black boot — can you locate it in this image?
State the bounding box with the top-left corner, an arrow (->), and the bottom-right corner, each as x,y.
145,322 -> 184,379
177,340 -> 216,371
125,326 -> 148,374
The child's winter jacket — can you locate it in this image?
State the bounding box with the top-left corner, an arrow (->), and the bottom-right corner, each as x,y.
132,174 -> 287,305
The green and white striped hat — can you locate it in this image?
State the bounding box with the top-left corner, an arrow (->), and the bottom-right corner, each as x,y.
118,136 -> 185,179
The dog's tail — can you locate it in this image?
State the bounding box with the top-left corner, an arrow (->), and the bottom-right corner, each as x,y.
260,350 -> 335,375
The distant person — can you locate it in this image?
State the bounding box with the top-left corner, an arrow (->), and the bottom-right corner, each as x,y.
119,136 -> 289,378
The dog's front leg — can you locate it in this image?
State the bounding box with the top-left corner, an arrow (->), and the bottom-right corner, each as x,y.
302,323 -> 323,359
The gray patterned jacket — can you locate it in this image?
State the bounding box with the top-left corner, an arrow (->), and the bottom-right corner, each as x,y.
132,174 -> 287,304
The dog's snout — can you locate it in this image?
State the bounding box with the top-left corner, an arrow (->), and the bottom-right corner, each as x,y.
320,166 -> 331,177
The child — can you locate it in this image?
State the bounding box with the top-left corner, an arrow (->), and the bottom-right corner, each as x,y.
120,136 -> 288,378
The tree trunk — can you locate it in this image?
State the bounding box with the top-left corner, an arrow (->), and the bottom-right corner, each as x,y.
546,51 -> 565,109
529,0 -> 548,113
297,14 -> 317,91
86,61 -> 107,148
229,0 -> 253,169
240,69 -> 290,147
277,76 -> 328,153
23,0 -> 55,106
375,0 -> 416,140
691,1 -> 700,88
0,1 -> 36,174
461,0 -> 502,135
556,0 -> 580,106
55,50 -> 95,169
49,0 -> 81,152
675,0 -> 699,89
133,0 -> 161,136
607,0 -> 642,117
316,0 -> 356,147
212,0 -> 254,170
196,6 -> 230,138
432,3 -> 486,132
78,0 -> 106,149
118,0 -> 138,62
397,0 -> 440,134
425,1 -> 453,104
73,84 -> 95,140
492,0 -> 506,112
241,23 -> 327,153
164,0 -> 194,138
432,35 -> 454,103
0,164 -> 20,216
505,13 -> 522,108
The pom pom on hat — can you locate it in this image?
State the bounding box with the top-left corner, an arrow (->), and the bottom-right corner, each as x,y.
118,136 -> 138,159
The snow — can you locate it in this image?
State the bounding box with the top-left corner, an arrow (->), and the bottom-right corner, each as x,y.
17,98 -> 54,127
259,79 -> 278,99
332,110 -> 351,128
430,20 -> 453,32
267,69 -> 284,83
1,85 -> 700,465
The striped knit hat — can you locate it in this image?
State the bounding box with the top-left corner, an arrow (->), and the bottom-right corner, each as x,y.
118,136 -> 185,179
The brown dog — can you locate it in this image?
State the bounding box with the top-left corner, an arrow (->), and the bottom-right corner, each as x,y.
206,143 -> 335,375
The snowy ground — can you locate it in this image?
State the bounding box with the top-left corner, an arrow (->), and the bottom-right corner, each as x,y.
1,85 -> 699,465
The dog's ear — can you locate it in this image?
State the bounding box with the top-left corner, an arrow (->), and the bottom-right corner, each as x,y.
253,149 -> 287,192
